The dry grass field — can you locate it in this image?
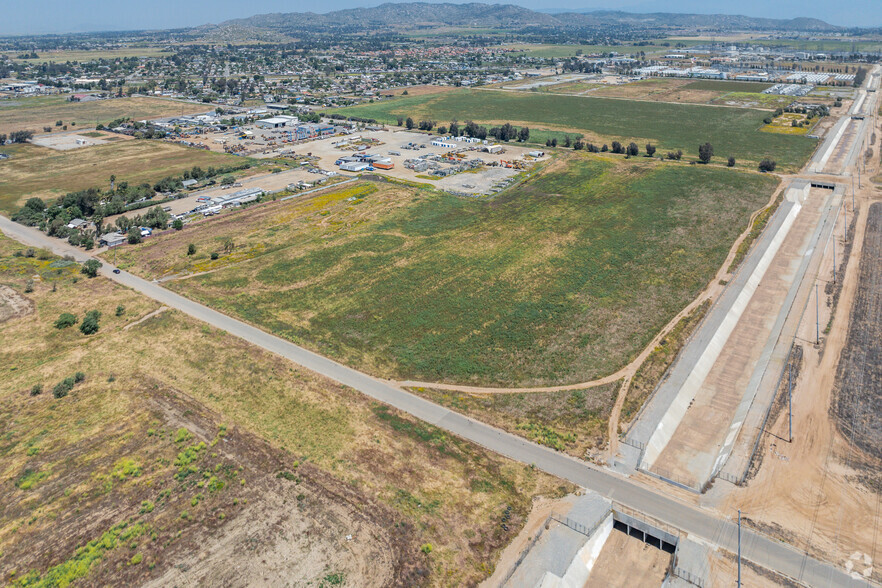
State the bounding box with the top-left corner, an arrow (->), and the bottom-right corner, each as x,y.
0,234 -> 568,586
5,48 -> 173,63
0,95 -> 207,137
0,141 -> 246,214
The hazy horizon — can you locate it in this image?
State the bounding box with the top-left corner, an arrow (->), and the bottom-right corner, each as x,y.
1,0 -> 880,36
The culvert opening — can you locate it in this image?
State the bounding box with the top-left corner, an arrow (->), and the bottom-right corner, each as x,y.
613,513 -> 677,553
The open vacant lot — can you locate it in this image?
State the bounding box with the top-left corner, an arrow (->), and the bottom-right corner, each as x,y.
0,95 -> 207,137
109,154 -> 777,386
5,47 -> 173,63
334,88 -> 818,170
0,233 -> 566,586
0,141 -> 247,214
834,202 -> 882,465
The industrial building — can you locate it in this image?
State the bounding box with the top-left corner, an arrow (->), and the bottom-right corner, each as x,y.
255,115 -> 299,129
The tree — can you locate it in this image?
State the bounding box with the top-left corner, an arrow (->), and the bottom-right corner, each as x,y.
405,117 -> 414,130
79,310 -> 101,335
187,243 -> 196,256
172,219 -> 184,231
698,142 -> 714,164
221,175 -> 235,186
627,142 -> 639,156
563,135 -> 572,148
397,117 -> 404,127
81,259 -> 102,278
645,143 -> 656,157
518,127 -> 530,142
116,305 -> 125,316
54,313 -> 78,329
601,144 -> 608,152
127,227 -> 142,244
573,139 -> 584,150
449,121 -> 459,136
611,141 -> 623,154
727,156 -> 736,167
758,158 -> 777,172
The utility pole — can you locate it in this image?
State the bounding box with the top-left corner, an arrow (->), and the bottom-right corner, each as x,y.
845,204 -> 848,242
738,509 -> 742,588
816,282 -> 820,345
833,238 -> 837,284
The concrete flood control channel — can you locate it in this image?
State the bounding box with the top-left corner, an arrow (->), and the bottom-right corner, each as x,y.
623,180 -> 840,491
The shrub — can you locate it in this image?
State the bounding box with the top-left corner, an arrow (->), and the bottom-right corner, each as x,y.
758,158 -> 777,172
172,219 -> 184,230
187,244 -> 196,256
115,305 -> 125,316
130,553 -> 142,565
698,142 -> 714,164
210,252 -> 219,260
127,227 -> 142,244
54,313 -> 78,329
30,384 -> 42,396
53,377 -> 75,398
727,156 -> 736,167
80,310 -> 101,335
420,543 -> 433,554
81,259 -> 102,278
74,372 -> 86,383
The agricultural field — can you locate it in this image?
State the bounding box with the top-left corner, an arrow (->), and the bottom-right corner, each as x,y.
0,233 -> 567,586
0,141 -> 248,214
334,88 -> 817,170
108,154 -> 778,387
0,95 -> 208,137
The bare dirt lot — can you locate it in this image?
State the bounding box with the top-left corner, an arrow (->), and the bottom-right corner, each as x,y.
0,284 -> 33,323
586,529 -> 671,586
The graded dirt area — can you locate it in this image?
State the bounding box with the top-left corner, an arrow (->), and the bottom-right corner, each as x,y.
0,284 -> 33,323
585,530 -> 670,587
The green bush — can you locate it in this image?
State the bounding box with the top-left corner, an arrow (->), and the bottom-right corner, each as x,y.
115,305 -> 125,316
54,313 -> 78,329
187,244 -> 196,256
53,377 -> 75,398
81,259 -> 102,278
80,310 -> 101,335
30,384 -> 43,396
210,252 -> 219,260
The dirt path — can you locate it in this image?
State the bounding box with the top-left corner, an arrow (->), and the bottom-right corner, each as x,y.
123,306 -> 168,330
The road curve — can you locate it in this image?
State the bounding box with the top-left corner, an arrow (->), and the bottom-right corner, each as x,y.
0,215 -> 872,588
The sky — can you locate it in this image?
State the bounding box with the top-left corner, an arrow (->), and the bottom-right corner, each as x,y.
1,0 -> 880,36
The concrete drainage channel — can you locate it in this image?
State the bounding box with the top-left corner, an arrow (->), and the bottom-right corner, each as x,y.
618,180 -> 844,493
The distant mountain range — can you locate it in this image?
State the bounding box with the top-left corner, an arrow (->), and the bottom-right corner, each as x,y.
204,3 -> 841,35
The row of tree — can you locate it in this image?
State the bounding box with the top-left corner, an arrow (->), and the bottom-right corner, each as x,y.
0,130 -> 34,145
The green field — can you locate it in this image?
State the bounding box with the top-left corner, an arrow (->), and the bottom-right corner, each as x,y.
334,88 -> 817,170
112,155 -> 778,386
0,141 -> 248,214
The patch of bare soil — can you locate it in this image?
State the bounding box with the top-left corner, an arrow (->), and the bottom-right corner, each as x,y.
0,285 -> 33,323
586,529 -> 671,587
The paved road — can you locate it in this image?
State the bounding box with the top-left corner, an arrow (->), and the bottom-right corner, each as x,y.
0,216 -> 873,587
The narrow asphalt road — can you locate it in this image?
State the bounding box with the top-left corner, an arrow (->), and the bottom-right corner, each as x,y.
0,215 -> 872,588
